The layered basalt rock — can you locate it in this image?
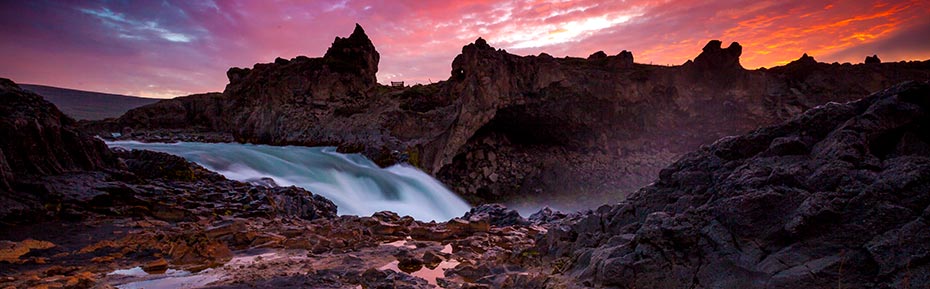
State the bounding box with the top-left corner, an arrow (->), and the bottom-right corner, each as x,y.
90,27 -> 930,207
535,82 -> 930,288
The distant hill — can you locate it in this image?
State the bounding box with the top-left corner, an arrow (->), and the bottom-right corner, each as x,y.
20,84 -> 161,120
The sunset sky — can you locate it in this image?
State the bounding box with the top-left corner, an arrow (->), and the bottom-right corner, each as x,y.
1,0 -> 929,98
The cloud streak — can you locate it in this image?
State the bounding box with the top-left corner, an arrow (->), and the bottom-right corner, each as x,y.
0,0 -> 927,98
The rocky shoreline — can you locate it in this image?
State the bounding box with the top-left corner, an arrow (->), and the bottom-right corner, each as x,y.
3,72 -> 930,288
3,20 -> 930,288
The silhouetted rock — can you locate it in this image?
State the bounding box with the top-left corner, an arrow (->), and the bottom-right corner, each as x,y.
0,78 -> 118,219
689,40 -> 743,71
615,50 -> 634,65
89,33 -> 930,209
587,51 -> 607,60
0,78 -> 116,178
787,53 -> 818,67
866,54 -> 882,64
536,81 -> 930,288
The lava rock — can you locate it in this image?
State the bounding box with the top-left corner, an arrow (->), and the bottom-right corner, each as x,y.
538,81 -> 930,289
462,204 -> 528,226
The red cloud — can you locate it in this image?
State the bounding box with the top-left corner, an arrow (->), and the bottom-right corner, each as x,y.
0,0 -> 927,98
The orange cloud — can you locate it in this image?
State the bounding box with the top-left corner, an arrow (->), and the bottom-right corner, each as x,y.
0,0 -> 927,98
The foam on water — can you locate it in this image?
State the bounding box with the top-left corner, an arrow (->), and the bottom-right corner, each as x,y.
107,141 -> 471,221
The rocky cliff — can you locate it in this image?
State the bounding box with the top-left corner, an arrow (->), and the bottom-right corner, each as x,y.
92,25 -> 930,208
0,78 -> 336,223
536,81 -> 930,288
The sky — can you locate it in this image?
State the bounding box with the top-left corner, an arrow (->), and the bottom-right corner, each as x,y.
0,0 -> 928,99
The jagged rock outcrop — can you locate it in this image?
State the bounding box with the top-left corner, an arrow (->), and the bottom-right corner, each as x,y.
91,29 -> 930,207
0,78 -> 118,218
0,78 -> 116,181
686,40 -> 743,71
536,82 -> 930,288
0,78 -> 337,222
866,54 -> 882,64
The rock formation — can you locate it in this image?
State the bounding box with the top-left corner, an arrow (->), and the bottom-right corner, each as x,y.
0,78 -> 336,223
866,54 -> 882,64
88,26 -> 930,208
536,81 -> 930,288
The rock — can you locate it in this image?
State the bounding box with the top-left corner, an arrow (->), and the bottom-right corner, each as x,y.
865,54 -> 881,64
422,251 -> 444,269
538,81 -> 930,288
394,250 -> 424,273
617,50 -> 633,63
689,40 -> 743,71
462,204 -> 528,226
358,268 -> 431,288
587,51 -> 607,60
142,258 -> 169,274
0,239 -> 55,263
86,31 -> 930,211
0,79 -> 118,221
787,53 -> 818,67
263,186 -> 337,220
205,218 -> 249,239
528,207 -> 567,224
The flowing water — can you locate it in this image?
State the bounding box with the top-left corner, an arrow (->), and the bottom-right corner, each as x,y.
107,141 -> 471,221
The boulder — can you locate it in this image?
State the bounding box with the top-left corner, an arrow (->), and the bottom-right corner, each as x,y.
462,204 -> 528,226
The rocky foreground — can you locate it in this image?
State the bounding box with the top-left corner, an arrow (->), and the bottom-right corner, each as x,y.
85,25 -> 930,209
4,72 -> 930,289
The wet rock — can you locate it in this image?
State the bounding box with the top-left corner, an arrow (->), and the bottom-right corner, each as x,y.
421,251 -> 443,269
394,250 -> 424,273
0,239 -> 55,263
528,207 -> 567,224
357,268 -> 431,289
462,204 -> 528,226
142,258 -> 168,274
206,218 -> 249,239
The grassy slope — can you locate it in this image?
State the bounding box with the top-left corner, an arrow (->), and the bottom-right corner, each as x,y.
20,84 -> 162,120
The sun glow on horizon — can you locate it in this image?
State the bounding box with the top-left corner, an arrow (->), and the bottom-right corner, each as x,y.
0,0 -> 927,98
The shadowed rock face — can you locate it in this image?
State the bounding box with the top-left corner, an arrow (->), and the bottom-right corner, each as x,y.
0,78 -> 337,223
0,78 -> 118,215
92,27 -> 930,207
536,82 -> 930,288
0,79 -> 116,181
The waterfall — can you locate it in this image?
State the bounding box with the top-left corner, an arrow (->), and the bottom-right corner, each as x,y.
107,141 -> 471,221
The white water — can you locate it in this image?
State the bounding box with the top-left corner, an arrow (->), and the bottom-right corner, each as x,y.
107,141 -> 471,221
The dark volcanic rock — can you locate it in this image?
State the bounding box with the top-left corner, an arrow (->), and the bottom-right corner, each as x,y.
89,31 -> 930,208
688,39 -> 743,71
866,54 -> 882,64
462,204 -> 528,226
0,77 -> 337,223
0,78 -> 116,180
0,78 -> 118,220
536,81 -> 930,288
114,149 -> 338,221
